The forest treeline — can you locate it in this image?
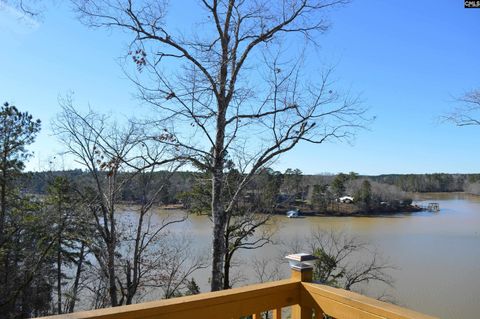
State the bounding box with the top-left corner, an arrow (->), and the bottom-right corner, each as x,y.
369,173 -> 480,193
19,170 -> 480,202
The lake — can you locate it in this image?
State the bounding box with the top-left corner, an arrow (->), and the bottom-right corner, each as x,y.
136,193 -> 480,319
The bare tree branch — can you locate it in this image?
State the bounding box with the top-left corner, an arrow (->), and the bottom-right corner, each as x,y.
444,89 -> 480,126
70,0 -> 368,292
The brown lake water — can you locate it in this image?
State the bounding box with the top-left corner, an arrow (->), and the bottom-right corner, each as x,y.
134,193 -> 480,319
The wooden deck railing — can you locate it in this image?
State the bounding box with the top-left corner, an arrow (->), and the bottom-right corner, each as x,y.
300,283 -> 437,319
39,258 -> 438,319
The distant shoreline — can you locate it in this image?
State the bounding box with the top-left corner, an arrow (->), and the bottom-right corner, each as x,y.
114,191 -> 480,217
272,204 -> 424,218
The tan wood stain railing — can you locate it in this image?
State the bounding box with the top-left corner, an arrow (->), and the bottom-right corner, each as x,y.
39,268 -> 438,319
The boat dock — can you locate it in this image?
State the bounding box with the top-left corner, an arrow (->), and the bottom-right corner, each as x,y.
426,202 -> 440,212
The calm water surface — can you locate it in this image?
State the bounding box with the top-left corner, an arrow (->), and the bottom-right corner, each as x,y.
148,193 -> 480,319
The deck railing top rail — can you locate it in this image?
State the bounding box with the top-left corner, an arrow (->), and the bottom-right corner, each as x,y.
301,282 -> 437,319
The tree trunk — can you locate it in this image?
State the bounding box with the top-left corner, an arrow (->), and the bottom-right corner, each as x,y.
210,167 -> 226,291
210,95 -> 227,291
126,261 -> 134,305
57,235 -> 62,314
107,175 -> 119,306
107,239 -> 118,306
0,154 -> 7,238
223,251 -> 232,290
57,200 -> 63,314
67,242 -> 85,313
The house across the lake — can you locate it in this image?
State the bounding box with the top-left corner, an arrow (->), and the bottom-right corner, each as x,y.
338,196 -> 354,203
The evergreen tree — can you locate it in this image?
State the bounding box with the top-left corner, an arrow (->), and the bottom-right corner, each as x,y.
185,278 -> 200,296
331,174 -> 347,198
354,180 -> 372,211
0,102 -> 41,237
46,176 -> 90,314
311,184 -> 329,212
0,103 -> 54,318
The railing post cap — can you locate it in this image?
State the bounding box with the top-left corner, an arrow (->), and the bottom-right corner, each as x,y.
285,253 -> 317,270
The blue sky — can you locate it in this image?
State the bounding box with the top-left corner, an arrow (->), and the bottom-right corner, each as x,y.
1,0 -> 479,175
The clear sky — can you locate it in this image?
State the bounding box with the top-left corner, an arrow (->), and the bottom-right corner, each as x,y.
1,0 -> 479,175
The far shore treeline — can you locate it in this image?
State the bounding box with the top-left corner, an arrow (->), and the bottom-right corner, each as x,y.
19,170 -> 480,205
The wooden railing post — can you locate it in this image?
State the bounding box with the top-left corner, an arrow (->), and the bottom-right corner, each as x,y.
286,253 -> 317,319
290,267 -> 313,283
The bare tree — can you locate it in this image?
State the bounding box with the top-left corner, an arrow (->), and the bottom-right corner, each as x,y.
153,234 -> 207,299
307,229 -> 394,292
444,89 -> 480,126
53,100 -> 188,306
72,0 -> 367,291
223,210 -> 274,289
251,255 -> 282,284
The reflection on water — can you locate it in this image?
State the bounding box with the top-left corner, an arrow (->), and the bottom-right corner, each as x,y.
149,193 -> 480,319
